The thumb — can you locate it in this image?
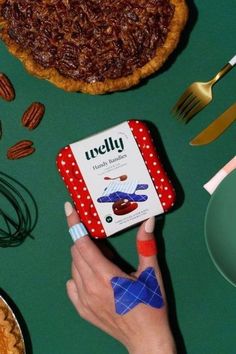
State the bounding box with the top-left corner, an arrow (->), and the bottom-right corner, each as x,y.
136,217 -> 158,273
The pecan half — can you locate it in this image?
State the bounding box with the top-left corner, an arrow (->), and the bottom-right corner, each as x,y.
0,73 -> 15,101
7,140 -> 35,160
22,102 -> 45,130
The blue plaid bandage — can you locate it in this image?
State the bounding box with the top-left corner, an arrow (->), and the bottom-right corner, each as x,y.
69,223 -> 88,242
111,267 -> 164,315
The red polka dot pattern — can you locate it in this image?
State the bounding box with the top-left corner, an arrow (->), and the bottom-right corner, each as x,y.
56,120 -> 176,238
128,120 -> 175,212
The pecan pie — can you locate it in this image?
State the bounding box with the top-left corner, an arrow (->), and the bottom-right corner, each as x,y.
0,298 -> 25,354
0,0 -> 188,94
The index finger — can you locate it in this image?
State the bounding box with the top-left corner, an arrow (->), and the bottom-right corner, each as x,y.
64,202 -> 122,277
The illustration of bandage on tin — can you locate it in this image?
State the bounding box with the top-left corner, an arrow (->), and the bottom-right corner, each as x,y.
97,176 -> 149,216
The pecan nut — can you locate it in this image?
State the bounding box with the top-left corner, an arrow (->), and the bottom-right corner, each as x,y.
7,140 -> 35,160
22,102 -> 45,130
0,73 -> 15,101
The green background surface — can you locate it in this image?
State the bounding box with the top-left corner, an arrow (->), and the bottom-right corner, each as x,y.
0,1 -> 235,353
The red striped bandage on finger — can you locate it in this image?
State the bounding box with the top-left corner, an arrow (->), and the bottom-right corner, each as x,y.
137,239 -> 158,257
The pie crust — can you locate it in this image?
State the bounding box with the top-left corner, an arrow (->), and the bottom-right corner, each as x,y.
0,298 -> 24,354
0,0 -> 188,94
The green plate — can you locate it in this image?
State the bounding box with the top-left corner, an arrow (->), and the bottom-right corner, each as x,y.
205,169 -> 236,287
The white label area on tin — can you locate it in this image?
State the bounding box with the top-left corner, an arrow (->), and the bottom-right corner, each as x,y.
70,121 -> 163,236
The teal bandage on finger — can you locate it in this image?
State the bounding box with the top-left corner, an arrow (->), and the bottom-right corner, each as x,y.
69,223 -> 88,242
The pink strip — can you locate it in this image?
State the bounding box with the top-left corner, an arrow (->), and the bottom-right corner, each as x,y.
204,156 -> 236,195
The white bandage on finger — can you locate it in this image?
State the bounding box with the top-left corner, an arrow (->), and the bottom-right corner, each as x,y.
69,223 -> 88,242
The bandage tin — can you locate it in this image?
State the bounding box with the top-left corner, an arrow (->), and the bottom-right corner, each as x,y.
56,120 -> 175,238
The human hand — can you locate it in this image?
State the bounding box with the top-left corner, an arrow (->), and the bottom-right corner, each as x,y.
65,202 -> 176,354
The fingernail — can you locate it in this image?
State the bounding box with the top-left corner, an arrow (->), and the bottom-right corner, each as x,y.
144,217 -> 155,233
64,201 -> 74,216
66,279 -> 72,288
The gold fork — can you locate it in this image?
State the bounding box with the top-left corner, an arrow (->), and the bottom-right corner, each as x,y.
172,55 -> 236,123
